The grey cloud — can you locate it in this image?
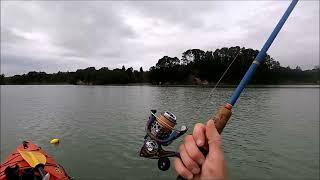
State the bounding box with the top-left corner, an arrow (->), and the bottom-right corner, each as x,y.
1,1 -> 319,76
123,1 -> 216,29
1,54 -> 90,75
1,27 -> 27,43
24,1 -> 137,58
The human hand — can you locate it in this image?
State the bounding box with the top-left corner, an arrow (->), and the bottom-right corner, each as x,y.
174,119 -> 226,180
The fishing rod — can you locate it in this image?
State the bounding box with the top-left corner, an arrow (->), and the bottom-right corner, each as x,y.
214,0 -> 299,134
139,0 -> 299,172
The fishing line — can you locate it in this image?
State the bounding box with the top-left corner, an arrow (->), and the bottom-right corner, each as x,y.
191,49 -> 242,122
163,49 -> 241,124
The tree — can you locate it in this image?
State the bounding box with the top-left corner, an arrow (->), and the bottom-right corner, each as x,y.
156,56 -> 180,69
126,67 -> 134,82
0,74 -> 5,85
295,66 -> 302,71
149,56 -> 182,84
138,67 -> 144,82
181,49 -> 205,64
2,46 -> 319,85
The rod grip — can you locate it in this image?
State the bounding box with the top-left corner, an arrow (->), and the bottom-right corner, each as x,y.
198,104 -> 232,156
213,104 -> 232,134
176,105 -> 232,180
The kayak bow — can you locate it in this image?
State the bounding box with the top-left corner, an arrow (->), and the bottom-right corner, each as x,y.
0,141 -> 70,180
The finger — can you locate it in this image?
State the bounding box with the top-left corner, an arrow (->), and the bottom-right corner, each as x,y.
179,144 -> 200,174
184,135 -> 205,165
174,158 -> 194,180
206,119 -> 222,152
193,123 -> 206,147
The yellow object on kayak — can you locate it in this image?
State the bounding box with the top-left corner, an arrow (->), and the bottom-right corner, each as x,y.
18,147 -> 49,179
18,150 -> 46,167
50,138 -> 60,144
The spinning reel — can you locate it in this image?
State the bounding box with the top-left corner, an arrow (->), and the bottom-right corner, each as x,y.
139,110 -> 188,171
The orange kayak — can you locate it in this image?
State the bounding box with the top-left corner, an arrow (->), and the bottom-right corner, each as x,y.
0,141 -> 70,180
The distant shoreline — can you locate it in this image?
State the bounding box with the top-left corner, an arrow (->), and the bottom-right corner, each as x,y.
149,84 -> 320,88
1,83 -> 319,88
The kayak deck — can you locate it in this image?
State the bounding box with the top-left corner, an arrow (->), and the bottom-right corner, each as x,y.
0,141 -> 70,180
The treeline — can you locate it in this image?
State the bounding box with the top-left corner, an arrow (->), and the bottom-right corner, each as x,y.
1,46 -> 319,85
0,66 -> 146,85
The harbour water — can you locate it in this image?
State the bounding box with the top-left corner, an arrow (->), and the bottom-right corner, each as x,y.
1,85 -> 319,179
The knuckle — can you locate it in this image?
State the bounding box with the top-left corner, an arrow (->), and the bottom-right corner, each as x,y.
174,163 -> 182,174
174,159 -> 185,175
179,144 -> 184,152
194,123 -> 203,129
215,134 -> 222,141
208,137 -> 222,146
181,157 -> 194,170
194,123 -> 205,131
174,158 -> 180,168
184,135 -> 193,143
215,139 -> 222,146
180,168 -> 189,177
207,165 -> 216,175
174,159 -> 187,176
187,148 -> 201,160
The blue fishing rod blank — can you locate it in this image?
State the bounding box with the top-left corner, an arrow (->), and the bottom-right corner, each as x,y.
228,0 -> 299,106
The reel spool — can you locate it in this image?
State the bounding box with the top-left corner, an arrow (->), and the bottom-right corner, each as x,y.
150,111 -> 176,140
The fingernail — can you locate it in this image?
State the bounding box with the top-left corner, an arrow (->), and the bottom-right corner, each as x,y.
198,158 -> 205,165
187,174 -> 193,180
196,140 -> 202,146
192,168 -> 200,174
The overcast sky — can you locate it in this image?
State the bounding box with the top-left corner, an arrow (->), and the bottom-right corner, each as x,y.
1,1 -> 319,76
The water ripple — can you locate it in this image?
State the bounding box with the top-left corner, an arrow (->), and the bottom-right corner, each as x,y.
1,85 -> 319,180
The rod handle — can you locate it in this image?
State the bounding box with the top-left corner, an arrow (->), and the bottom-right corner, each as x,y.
197,104 -> 232,156
176,105 -> 232,180
213,104 -> 232,134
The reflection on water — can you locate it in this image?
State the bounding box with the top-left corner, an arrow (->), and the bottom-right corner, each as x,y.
1,85 -> 319,179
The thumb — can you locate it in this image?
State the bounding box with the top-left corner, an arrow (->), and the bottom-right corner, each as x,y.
205,119 -> 222,154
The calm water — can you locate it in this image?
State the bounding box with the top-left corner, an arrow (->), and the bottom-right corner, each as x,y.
1,85 -> 319,179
